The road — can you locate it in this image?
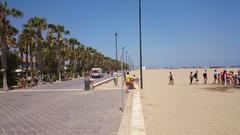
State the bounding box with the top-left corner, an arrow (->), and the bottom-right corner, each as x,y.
0,88 -> 125,135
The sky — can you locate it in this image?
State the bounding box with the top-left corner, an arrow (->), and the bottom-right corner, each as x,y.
7,0 -> 240,67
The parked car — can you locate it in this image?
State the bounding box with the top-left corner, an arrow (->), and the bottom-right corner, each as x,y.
91,68 -> 103,78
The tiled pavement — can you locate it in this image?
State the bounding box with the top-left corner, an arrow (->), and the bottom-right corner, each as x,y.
25,74 -> 112,90
0,90 -> 125,135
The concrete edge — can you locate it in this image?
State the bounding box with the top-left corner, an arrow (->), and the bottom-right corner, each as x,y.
130,88 -> 146,135
93,77 -> 114,88
93,74 -> 122,88
118,84 -> 146,135
117,91 -> 133,135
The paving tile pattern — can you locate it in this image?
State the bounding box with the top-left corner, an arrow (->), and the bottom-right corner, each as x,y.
27,74 -> 112,90
0,90 -> 124,135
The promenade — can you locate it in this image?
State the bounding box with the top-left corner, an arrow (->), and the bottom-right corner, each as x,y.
0,77 -> 126,135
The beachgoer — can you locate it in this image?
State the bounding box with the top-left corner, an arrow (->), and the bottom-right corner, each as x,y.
213,70 -> 218,84
125,72 -> 132,92
113,71 -> 118,86
168,72 -> 174,85
217,73 -> 221,84
18,77 -> 26,88
27,76 -> 32,87
203,70 -> 208,84
222,70 -> 227,85
234,73 -> 238,87
133,74 -> 139,88
237,70 -> 240,86
190,72 -> 193,85
193,71 -> 199,84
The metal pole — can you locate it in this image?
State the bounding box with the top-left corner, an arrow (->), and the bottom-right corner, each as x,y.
139,0 -> 143,89
115,33 -> 118,61
120,47 -> 124,111
125,52 -> 128,71
115,32 -> 118,70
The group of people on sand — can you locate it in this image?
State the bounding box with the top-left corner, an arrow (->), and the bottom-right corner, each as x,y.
169,69 -> 240,87
189,70 -> 209,85
213,69 -> 240,86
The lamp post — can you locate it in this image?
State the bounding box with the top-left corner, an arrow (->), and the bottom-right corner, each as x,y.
125,51 -> 128,71
115,33 -> 118,61
139,0 -> 143,89
120,47 -> 125,112
115,33 -> 118,70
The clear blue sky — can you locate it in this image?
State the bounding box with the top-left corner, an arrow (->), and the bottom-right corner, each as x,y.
8,0 -> 240,67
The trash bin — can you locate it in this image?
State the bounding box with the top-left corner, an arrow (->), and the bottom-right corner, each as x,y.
84,79 -> 94,90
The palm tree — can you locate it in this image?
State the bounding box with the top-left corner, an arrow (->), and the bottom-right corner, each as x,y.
25,17 -> 47,74
46,31 -> 57,79
48,24 -> 69,81
75,44 -> 86,76
68,38 -> 80,78
0,1 -> 23,90
18,28 -> 36,78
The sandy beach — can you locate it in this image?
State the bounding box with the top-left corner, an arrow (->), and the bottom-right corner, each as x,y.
135,68 -> 240,135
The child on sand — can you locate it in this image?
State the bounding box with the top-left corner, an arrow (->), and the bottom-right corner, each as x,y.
168,72 -> 174,85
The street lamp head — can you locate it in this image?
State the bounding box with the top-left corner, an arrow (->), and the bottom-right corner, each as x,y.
115,33 -> 118,36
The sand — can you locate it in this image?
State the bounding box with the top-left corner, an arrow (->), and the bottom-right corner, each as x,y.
135,68 -> 240,135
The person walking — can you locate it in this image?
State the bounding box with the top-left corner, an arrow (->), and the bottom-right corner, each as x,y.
194,71 -> 199,84
190,72 -> 194,85
125,72 -> 132,93
168,72 -> 174,85
203,70 -> 208,84
213,70 -> 218,84
113,71 -> 118,86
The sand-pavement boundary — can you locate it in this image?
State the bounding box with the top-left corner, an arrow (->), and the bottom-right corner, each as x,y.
94,73 -> 146,135
118,84 -> 146,135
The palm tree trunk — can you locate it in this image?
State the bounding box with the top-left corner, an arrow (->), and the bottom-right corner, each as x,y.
20,49 -> 24,78
25,45 -> 29,78
1,36 -> 9,91
72,45 -> 75,79
58,49 -> 62,82
29,43 -> 34,77
35,43 -> 38,73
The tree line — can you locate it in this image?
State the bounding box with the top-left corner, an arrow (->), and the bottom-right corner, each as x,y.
0,1 -> 127,90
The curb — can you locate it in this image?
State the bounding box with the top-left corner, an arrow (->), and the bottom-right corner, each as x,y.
118,85 -> 146,135
93,77 -> 114,88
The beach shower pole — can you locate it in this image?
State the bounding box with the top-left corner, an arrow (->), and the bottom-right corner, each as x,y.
139,0 -> 143,89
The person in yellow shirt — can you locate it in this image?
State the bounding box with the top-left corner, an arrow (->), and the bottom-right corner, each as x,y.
125,72 -> 132,92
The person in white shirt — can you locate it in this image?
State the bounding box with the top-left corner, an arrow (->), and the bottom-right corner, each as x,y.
113,71 -> 118,86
